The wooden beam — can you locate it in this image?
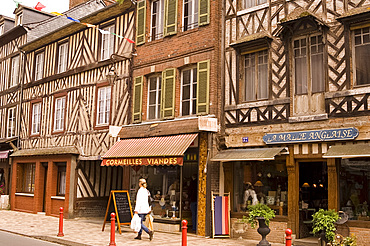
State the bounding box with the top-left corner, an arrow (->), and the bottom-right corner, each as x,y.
327,158 -> 338,211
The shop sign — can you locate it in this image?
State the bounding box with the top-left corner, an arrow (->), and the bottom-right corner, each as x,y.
263,127 -> 359,144
198,116 -> 218,132
102,156 -> 183,166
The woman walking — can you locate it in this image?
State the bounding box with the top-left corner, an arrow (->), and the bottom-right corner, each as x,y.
134,178 -> 154,241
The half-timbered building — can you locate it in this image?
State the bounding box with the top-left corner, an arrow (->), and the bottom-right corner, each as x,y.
101,0 -> 221,236
216,0 -> 370,244
9,0 -> 135,218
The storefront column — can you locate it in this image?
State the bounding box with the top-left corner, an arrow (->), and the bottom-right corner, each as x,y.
286,146 -> 299,234
327,158 -> 338,211
197,132 -> 208,236
34,161 -> 44,213
68,156 -> 77,218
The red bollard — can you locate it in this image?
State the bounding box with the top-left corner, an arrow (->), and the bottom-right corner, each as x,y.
109,213 -> 116,246
285,228 -> 292,246
182,220 -> 188,246
57,207 -> 64,237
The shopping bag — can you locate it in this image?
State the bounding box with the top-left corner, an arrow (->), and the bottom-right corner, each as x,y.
145,214 -> 154,231
130,214 -> 142,232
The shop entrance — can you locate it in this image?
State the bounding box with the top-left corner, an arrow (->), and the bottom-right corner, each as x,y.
298,161 -> 328,238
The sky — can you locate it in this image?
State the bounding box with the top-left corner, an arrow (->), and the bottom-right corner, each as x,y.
1,0 -> 69,18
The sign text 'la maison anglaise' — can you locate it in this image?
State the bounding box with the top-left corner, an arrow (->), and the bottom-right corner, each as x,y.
263,127 -> 359,144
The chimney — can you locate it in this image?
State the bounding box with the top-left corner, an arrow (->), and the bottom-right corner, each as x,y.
69,0 -> 90,9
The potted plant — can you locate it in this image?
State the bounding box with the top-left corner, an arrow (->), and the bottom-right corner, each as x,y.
247,204 -> 276,246
312,209 -> 340,243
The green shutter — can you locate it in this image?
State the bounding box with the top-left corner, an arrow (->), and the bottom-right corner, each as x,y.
197,60 -> 210,114
199,0 -> 209,26
133,76 -> 143,122
161,68 -> 176,118
164,0 -> 178,36
136,0 -> 146,45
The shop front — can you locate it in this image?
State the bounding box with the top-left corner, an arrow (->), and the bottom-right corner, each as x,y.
101,133 -> 205,233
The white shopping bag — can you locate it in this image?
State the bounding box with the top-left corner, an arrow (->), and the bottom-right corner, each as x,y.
130,214 -> 142,232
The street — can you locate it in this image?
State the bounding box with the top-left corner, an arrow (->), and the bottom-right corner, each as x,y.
0,231 -> 62,246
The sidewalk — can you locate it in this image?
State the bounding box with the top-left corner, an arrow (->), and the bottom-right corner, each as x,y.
0,210 -> 286,246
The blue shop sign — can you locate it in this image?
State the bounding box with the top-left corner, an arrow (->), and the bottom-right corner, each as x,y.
263,127 -> 359,144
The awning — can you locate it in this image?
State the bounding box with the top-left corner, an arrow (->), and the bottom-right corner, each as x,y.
0,150 -> 10,159
11,146 -> 80,157
102,134 -> 198,166
323,144 -> 370,158
211,147 -> 288,162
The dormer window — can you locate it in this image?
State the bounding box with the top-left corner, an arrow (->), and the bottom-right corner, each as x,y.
15,13 -> 23,26
0,24 -> 4,35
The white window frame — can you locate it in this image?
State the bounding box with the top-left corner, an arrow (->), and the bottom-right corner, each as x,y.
101,25 -> 115,61
35,52 -> 44,81
147,75 -> 162,120
183,0 -> 198,31
180,66 -> 197,116
31,102 -> 41,135
7,107 -> 16,138
10,55 -> 20,87
353,26 -> 370,86
96,86 -> 111,125
0,24 -> 4,36
57,42 -> 68,73
242,0 -> 267,9
151,0 -> 165,41
243,50 -> 268,102
15,13 -> 23,26
54,97 -> 66,132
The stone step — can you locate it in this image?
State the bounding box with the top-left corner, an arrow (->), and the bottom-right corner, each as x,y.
294,237 -> 320,246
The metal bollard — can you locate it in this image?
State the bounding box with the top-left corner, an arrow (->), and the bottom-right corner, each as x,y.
109,213 -> 116,246
285,228 -> 292,246
57,207 -> 64,237
182,220 -> 188,246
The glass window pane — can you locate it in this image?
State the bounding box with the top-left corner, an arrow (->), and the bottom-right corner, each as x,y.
355,45 -> 370,85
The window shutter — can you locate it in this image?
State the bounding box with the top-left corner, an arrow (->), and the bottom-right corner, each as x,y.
197,60 -> 210,114
164,0 -> 177,36
133,76 -> 143,122
199,0 -> 209,26
136,0 -> 146,45
161,68 -> 176,118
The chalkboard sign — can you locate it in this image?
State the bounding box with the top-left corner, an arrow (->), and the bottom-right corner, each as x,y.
102,190 -> 133,234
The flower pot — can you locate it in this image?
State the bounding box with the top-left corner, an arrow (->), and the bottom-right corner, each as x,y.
232,222 -> 247,234
256,217 -> 271,246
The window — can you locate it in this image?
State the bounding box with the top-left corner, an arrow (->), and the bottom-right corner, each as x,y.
101,25 -> 115,60
181,67 -> 197,115
35,52 -> 44,81
16,163 -> 35,193
339,159 -> 370,220
353,27 -> 370,86
0,24 -> 4,36
15,13 -> 23,26
31,102 -> 41,135
10,55 -> 20,87
243,50 -> 268,101
294,34 -> 324,94
7,107 -> 16,138
56,163 -> 67,196
183,0 -> 198,31
54,97 -> 66,132
148,76 -> 162,119
151,0 -> 164,40
243,0 -> 267,9
232,160 -> 288,215
57,42 -> 68,73
96,86 -> 111,125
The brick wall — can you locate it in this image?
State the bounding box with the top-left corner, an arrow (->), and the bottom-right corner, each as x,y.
75,199 -> 108,217
349,226 -> 370,246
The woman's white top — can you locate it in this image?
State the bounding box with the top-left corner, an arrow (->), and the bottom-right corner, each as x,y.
134,187 -> 151,214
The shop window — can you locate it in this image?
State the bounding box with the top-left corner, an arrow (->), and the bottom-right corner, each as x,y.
96,86 -> 111,125
7,107 -> 16,138
232,160 -> 288,215
54,96 -> 66,132
31,102 -> 41,135
35,52 -> 44,81
242,0 -> 267,9
243,50 -> 268,102
57,42 -> 68,73
339,159 -> 370,220
100,25 -> 115,61
57,164 -> 66,196
181,66 -> 197,116
183,0 -> 198,31
294,34 -> 324,95
151,0 -> 164,40
16,163 -> 35,193
10,55 -> 20,87
353,27 -> 370,86
148,75 -> 162,120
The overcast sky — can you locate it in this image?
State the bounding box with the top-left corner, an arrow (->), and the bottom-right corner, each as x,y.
1,0 -> 69,18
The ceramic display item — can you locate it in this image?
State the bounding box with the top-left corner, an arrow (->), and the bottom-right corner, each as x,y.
266,196 -> 275,205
